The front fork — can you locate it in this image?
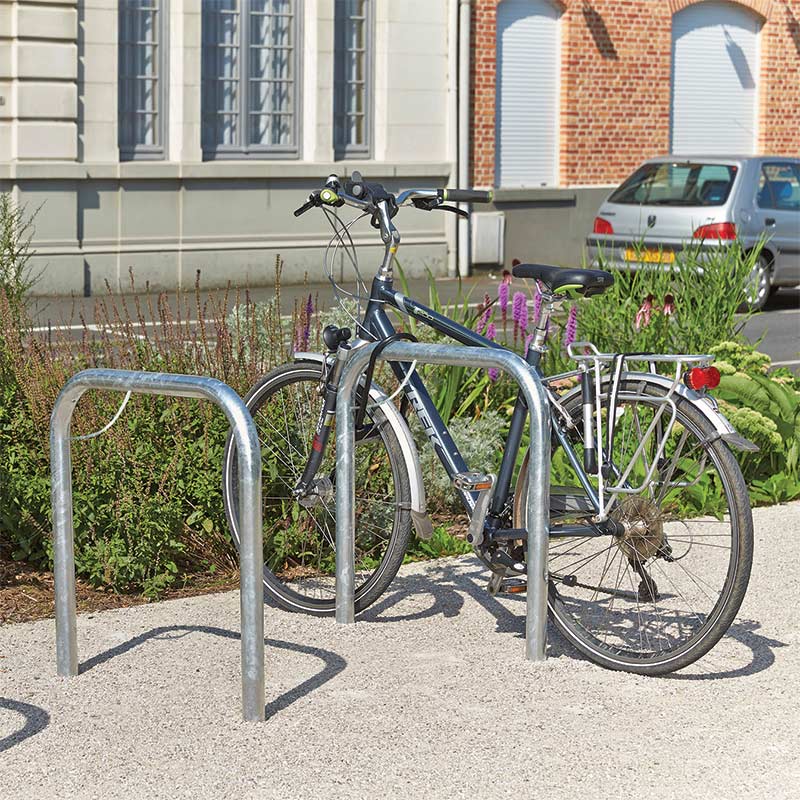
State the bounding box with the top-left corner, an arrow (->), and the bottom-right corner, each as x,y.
293,344 -> 350,498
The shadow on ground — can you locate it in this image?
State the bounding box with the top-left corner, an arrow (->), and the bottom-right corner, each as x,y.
80,625 -> 347,718
0,697 -> 50,754
360,560 -> 787,680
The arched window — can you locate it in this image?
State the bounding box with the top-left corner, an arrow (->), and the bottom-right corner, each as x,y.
495,0 -> 562,188
670,1 -> 762,154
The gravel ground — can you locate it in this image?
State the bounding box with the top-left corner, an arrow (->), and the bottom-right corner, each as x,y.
1,501 -> 798,800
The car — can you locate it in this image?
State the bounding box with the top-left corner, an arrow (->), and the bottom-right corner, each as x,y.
586,155 -> 800,311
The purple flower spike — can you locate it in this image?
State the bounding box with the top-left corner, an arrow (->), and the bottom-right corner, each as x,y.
498,281 -> 509,316
532,286 -> 543,326
476,293 -> 492,334
512,291 -> 528,335
565,305 -> 578,347
488,367 -> 499,383
485,322 -> 496,341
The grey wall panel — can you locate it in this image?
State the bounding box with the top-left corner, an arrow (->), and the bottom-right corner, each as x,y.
28,254 -> 84,297
78,180 -> 119,244
494,187 -> 612,269
182,180 -> 272,239
116,250 -> 180,292
16,181 -> 79,246
121,181 -> 181,241
182,246 -> 329,289
82,253 -> 121,297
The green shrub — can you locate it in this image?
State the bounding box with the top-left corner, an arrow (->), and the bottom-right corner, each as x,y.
413,410 -> 507,512
0,261 -> 307,595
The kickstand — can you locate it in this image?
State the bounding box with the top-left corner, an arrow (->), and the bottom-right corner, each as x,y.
629,557 -> 660,602
487,571 -> 505,596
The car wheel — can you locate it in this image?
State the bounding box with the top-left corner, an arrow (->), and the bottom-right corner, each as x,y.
744,254 -> 772,312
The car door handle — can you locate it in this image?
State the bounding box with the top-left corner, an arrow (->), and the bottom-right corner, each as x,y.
765,217 -> 776,226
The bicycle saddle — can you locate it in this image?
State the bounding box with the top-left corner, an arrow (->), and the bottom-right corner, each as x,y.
511,263 -> 614,297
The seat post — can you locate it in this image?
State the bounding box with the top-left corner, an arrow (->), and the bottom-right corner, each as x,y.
529,291 -> 557,353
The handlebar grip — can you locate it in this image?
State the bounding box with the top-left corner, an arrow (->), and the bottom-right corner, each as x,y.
294,198 -> 316,217
439,188 -> 493,204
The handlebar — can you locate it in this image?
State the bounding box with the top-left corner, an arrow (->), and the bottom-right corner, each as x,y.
438,188 -> 493,204
293,174 -> 493,217
293,197 -> 317,217
294,174 -> 493,279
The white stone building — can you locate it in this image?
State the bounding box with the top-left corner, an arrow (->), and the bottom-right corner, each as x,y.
0,1 -> 457,295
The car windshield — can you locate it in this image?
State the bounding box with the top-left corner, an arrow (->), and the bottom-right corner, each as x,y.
609,162 -> 737,206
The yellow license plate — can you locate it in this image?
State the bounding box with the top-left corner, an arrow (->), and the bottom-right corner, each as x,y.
624,248 -> 675,264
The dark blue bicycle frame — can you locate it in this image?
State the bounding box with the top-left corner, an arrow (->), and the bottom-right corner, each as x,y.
358,273 -> 577,519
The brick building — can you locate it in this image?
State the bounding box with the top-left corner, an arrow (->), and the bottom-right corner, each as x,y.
469,0 -> 800,266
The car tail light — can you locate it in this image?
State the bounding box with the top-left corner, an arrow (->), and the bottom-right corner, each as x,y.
593,217 -> 614,235
684,366 -> 721,391
692,222 -> 736,240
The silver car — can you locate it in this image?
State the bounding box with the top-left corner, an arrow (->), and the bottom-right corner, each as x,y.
586,155 -> 800,310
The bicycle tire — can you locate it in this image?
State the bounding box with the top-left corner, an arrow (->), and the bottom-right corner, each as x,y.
222,362 -> 412,616
516,379 -> 753,675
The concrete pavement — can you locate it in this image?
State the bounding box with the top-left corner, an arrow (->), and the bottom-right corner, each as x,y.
1,501 -> 798,799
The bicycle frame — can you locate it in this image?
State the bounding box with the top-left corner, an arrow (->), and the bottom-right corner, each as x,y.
358,272 -> 569,522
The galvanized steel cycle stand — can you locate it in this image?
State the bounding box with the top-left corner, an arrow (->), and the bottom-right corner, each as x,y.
50,369 -> 266,722
335,342 -> 552,661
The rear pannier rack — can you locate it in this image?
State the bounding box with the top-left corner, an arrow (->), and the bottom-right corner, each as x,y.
564,342 -> 715,519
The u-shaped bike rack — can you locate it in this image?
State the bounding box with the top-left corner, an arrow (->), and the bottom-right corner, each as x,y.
335,341 -> 552,661
50,369 -> 266,722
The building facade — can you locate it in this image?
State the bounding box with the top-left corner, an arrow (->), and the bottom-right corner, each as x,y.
0,0 -> 455,295
470,0 -> 800,267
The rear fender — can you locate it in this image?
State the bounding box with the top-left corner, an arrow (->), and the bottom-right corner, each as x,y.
557,371 -> 759,452
294,352 -> 434,539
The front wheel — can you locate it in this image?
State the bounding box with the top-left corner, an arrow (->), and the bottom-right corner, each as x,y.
222,362 -> 412,615
516,379 -> 753,675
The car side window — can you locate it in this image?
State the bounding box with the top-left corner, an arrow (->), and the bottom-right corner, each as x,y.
757,163 -> 800,212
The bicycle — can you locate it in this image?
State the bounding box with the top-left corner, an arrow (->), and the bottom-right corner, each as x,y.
222,173 -> 757,675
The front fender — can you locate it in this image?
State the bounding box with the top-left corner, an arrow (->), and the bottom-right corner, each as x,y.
294,352 -> 434,539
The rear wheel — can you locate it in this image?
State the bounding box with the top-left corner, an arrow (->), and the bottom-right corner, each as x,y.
222,362 -> 412,615
516,379 -> 753,675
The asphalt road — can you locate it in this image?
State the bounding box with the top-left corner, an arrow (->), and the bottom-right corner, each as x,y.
24,276 -> 800,371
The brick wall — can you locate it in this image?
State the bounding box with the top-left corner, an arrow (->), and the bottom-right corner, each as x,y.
471,0 -> 800,188
759,0 -> 800,153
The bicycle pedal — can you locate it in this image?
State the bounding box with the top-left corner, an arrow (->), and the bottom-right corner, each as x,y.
489,527 -> 527,542
452,471 -> 494,492
500,578 -> 527,595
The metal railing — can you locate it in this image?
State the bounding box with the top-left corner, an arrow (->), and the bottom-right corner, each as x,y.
50,369 -> 266,722
335,341 -> 552,661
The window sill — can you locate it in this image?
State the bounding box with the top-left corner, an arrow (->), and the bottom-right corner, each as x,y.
0,161 -> 453,181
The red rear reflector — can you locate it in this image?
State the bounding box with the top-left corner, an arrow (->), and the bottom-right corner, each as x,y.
593,217 -> 614,235
692,222 -> 736,240
684,366 -> 721,391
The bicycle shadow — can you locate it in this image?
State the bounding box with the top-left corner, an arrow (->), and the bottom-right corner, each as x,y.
0,697 -> 50,755
360,558 -> 786,680
79,624 -> 347,718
